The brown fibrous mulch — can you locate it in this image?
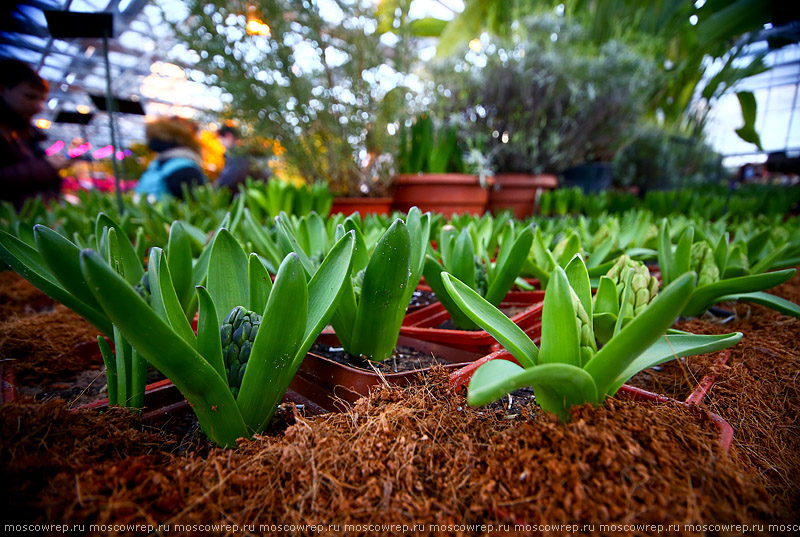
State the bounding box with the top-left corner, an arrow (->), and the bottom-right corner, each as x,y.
0,303 -> 100,387
0,371 -> 782,535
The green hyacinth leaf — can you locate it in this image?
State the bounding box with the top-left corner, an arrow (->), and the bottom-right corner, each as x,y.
237,253 -> 307,433
608,332 -> 743,395
441,272 -> 537,368
584,272 -> 696,397
716,291 -> 800,319
484,224 -> 533,306
298,231 -> 355,361
196,286 -> 226,380
348,220 -> 411,360
467,359 -> 597,421
248,253 -> 273,316
682,269 -> 795,317
148,248 -> 196,349
424,256 -> 478,330
207,229 -> 250,325
95,213 -> 143,285
0,230 -> 113,336
539,266 -> 581,367
33,225 -> 104,313
166,221 -> 194,308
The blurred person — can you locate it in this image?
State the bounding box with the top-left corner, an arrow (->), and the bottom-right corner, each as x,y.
0,58 -> 69,209
134,116 -> 207,201
215,125 -> 270,191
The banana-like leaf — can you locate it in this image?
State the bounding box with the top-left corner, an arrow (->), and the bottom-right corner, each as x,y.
207,229 -> 249,325
441,273 -> 537,368
238,253 -> 307,432
608,332 -> 744,394
682,269 -> 796,317
467,359 -> 597,422
716,291 -> 800,319
583,272 -> 696,396
80,249 -> 248,448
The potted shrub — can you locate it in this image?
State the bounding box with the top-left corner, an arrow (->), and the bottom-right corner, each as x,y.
443,15 -> 656,197
392,114 -> 491,216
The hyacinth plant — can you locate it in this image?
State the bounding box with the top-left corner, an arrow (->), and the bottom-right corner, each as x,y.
423,221 -> 533,329
79,227 -> 355,447
440,255 -> 742,420
657,220 -> 800,318
276,207 -> 430,361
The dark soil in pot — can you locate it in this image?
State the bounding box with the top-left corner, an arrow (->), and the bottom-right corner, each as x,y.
0,371 -> 784,531
309,342 -> 449,373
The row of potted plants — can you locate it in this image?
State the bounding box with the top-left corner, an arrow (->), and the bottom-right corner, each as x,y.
2,199 -> 797,448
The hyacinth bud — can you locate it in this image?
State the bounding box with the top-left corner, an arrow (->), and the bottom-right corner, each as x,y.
570,287 -> 596,364
690,242 -> 720,288
220,305 -> 262,396
606,255 -> 659,318
474,256 -> 488,297
352,268 -> 365,299
133,272 -> 151,304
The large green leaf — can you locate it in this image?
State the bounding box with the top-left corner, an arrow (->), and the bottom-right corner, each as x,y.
484,225 -> 533,306
716,291 -> 800,319
0,230 -> 112,336
298,231 -> 355,360
540,266 -> 581,367
33,225 -> 103,313
147,248 -> 197,349
196,286 -> 225,380
167,221 -> 194,307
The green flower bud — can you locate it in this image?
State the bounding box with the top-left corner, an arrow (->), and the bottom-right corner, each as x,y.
220,306 -> 262,396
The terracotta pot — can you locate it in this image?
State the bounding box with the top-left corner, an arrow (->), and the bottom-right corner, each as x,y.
392,173 -> 488,217
448,350 -> 734,451
294,334 -> 484,412
399,290 -> 545,353
487,173 -> 558,219
330,197 -> 393,216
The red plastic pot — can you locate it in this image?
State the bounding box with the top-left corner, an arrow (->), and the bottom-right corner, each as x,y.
330,197 -> 393,216
294,334 -> 484,412
487,173 -> 558,219
399,290 -> 545,353
392,173 -> 488,217
448,350 -> 734,451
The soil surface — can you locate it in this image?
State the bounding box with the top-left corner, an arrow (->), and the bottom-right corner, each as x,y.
0,372 -> 781,534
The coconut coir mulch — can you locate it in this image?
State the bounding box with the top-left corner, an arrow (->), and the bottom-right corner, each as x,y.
0,372 -> 781,535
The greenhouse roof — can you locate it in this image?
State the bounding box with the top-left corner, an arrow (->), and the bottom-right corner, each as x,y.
0,0 -> 219,152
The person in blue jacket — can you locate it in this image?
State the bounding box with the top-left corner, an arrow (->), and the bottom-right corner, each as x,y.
135,116 -> 206,201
